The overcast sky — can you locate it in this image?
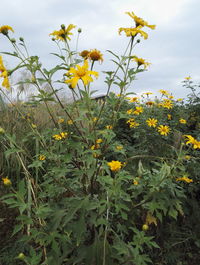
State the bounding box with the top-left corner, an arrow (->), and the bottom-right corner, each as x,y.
1,0 -> 200,100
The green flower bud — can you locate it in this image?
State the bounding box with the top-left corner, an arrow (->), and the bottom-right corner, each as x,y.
61,24 -> 65,30
19,37 -> 24,42
10,38 -> 16,43
0,127 -> 5,134
17,253 -> 25,260
78,28 -> 82,33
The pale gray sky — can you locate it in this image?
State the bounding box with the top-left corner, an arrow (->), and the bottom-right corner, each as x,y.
1,0 -> 199,99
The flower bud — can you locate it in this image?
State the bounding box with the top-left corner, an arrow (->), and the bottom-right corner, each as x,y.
137,39 -> 140,43
17,253 -> 25,260
52,37 -> 55,41
78,28 -> 82,33
10,38 -> 16,43
19,37 -> 24,42
0,127 -> 5,134
142,224 -> 149,231
61,24 -> 65,30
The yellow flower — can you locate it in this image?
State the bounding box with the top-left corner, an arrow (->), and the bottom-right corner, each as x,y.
184,135 -> 200,149
107,160 -> 122,171
67,119 -> 73,125
65,60 -> 98,88
133,106 -> 143,115
185,76 -> 191,80
177,98 -> 183,102
60,132 -> 68,138
2,177 -> 11,186
184,155 -> 191,160
179,119 -> 187,124
132,56 -> 151,69
53,132 -> 68,140
143,92 -> 153,96
125,12 -> 156,29
157,125 -> 170,136
167,114 -> 172,120
145,101 -> 154,106
53,134 -> 62,140
116,145 -> 123,151
39,155 -> 46,161
106,125 -> 113,130
129,97 -> 139,102
126,118 -> 139,128
96,138 -> 103,144
119,26 -> 148,39
58,118 -> 64,124
0,25 -> 14,35
88,49 -> 103,63
162,99 -> 173,109
91,144 -> 100,150
133,179 -> 139,185
159,89 -> 170,96
0,56 -> 10,89
93,117 -> 98,122
127,109 -> 134,115
49,24 -> 76,41
79,50 -> 90,59
146,118 -> 158,128
176,176 -> 193,183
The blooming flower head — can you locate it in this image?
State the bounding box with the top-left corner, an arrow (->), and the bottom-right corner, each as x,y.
179,118 -> 187,124
161,99 -> 173,109
106,125 -> 113,130
119,26 -> 148,39
167,114 -> 172,120
79,50 -> 90,59
0,25 -> 14,35
58,118 -> 64,124
132,56 -> 151,69
96,138 -> 103,144
39,155 -> 46,161
159,89 -> 170,96
133,106 -> 143,115
67,119 -> 73,125
65,60 -> 98,88
125,12 -> 156,29
107,160 -> 122,171
184,135 -> 200,149
129,97 -> 139,102
157,125 -> 170,136
146,118 -> 158,128
127,109 -> 134,115
146,101 -> 154,106
88,49 -> 103,63
0,56 -> 10,89
126,118 -> 139,128
53,132 -> 68,140
49,24 -> 76,41
2,177 -> 11,186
